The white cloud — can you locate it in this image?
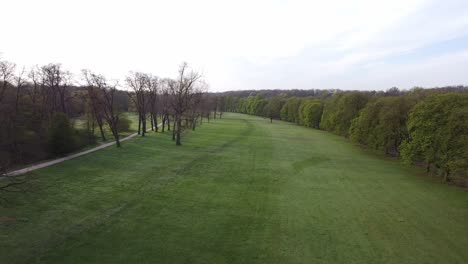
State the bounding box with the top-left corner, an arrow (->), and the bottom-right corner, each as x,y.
1,0 -> 467,91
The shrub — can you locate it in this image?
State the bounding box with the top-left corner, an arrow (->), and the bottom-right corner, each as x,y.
117,115 -> 131,132
48,113 -> 76,156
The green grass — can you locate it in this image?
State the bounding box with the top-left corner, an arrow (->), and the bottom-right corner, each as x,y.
1,113 -> 467,264
72,112 -> 142,141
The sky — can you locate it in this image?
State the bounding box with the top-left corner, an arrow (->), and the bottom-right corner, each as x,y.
1,0 -> 468,91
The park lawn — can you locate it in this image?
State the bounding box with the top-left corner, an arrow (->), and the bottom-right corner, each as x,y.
72,112 -> 142,141
0,113 -> 467,264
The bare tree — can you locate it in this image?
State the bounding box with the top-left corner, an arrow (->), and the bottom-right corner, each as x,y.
147,76 -> 159,132
40,64 -> 71,115
27,66 -> 41,106
0,60 -> 15,103
82,70 -> 107,141
83,70 -> 121,147
169,62 -> 202,146
159,78 -> 174,132
126,72 -> 148,136
11,68 -> 27,145
187,83 -> 207,131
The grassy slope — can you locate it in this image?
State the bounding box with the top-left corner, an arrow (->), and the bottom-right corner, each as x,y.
1,113 -> 467,264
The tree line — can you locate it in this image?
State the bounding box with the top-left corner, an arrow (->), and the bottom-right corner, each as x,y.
222,86 -> 468,185
1,58 -> 222,172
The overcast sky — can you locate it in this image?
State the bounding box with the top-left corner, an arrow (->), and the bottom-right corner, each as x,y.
1,0 -> 468,91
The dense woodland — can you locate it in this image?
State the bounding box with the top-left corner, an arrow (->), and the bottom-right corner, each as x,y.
0,59 -> 219,173
220,86 -> 468,185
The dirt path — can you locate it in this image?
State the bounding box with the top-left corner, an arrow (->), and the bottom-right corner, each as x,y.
3,125 -> 162,177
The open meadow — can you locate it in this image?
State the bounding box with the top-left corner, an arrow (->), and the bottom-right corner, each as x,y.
1,113 -> 467,264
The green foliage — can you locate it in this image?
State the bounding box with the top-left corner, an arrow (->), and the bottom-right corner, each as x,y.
48,113 -> 77,156
298,99 -> 323,128
223,90 -> 467,184
350,96 -> 415,155
280,97 -> 303,123
237,96 -> 267,116
264,97 -> 282,121
321,92 -> 370,136
400,93 -> 468,181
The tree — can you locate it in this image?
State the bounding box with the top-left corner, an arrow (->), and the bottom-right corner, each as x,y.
40,63 -> 72,115
321,92 -> 370,136
265,97 -> 281,123
147,76 -> 159,132
298,99 -> 323,128
0,60 -> 15,103
82,70 -> 121,147
169,62 -> 202,146
126,72 -> 148,136
280,97 -> 302,123
49,113 -> 76,156
159,78 -> 173,132
350,97 -> 414,155
401,93 -> 468,181
82,70 -> 107,141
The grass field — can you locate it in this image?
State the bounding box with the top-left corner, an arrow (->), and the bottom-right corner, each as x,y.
72,112 -> 141,140
1,113 -> 467,264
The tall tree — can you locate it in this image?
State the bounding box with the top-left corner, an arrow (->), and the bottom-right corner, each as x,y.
83,70 -> 121,147
147,76 -> 159,132
169,62 -> 202,146
0,60 -> 15,103
126,72 -> 148,136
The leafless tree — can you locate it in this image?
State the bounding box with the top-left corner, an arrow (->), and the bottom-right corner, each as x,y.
40,64 -> 72,115
147,76 -> 159,132
126,72 -> 148,136
83,70 -> 121,147
169,62 -> 202,145
82,70 -> 107,141
0,60 -> 15,103
11,68 -> 27,144
159,78 -> 174,132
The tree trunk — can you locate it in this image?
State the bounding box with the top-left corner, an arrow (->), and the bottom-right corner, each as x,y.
172,116 -> 176,140
150,113 -> 154,131
141,112 -> 146,137
176,118 -> 182,145
154,113 -> 158,132
138,115 -> 141,135
167,115 -> 171,131
98,121 -> 106,141
111,126 -> 120,147
444,168 -> 450,182
161,116 -> 166,132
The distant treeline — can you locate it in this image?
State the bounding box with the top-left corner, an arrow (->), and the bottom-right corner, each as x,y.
220,86 -> 468,185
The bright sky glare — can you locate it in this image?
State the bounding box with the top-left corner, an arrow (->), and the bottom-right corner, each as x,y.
1,0 -> 468,91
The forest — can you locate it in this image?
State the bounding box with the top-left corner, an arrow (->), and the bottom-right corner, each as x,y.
221,86 -> 468,185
